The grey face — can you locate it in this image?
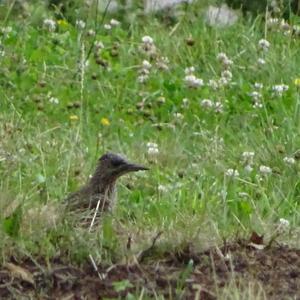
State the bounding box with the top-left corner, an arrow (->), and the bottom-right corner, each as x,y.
99,153 -> 149,177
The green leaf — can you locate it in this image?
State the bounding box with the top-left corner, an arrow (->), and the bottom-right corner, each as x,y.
2,205 -> 23,238
112,279 -> 133,292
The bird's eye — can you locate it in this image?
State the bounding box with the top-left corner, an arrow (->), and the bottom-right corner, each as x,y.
111,159 -> 123,167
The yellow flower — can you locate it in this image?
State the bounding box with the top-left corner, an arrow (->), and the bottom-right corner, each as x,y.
57,19 -> 68,27
101,117 -> 110,126
294,78 -> 300,86
69,115 -> 79,121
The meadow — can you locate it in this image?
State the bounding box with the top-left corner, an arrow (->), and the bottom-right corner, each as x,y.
0,1 -> 299,298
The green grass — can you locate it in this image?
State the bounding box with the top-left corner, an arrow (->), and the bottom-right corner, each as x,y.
0,0 -> 299,270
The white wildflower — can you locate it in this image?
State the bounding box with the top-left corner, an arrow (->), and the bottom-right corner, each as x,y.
280,20 -> 290,32
242,151 -> 255,162
214,101 -> 223,113
258,39 -> 270,51
217,53 -> 233,67
218,77 -> 230,86
147,142 -> 159,156
184,66 -> 195,75
254,82 -> 263,89
249,91 -> 261,101
221,70 -> 232,80
200,99 -> 214,109
208,79 -> 219,90
94,40 -> 104,50
182,98 -> 189,107
87,29 -> 95,36
49,97 -> 59,104
279,218 -> 290,230
259,165 -> 272,174
174,112 -> 183,120
156,56 -> 169,71
158,185 -> 168,193
267,18 -> 280,28
244,165 -> 253,173
142,35 -> 154,45
184,75 -> 204,88
225,168 -> 239,177
142,60 -> 152,70
43,19 -> 56,32
76,20 -> 86,30
110,19 -> 120,27
137,74 -> 149,83
253,101 -> 263,109
283,157 -> 295,165
104,24 -> 112,30
257,58 -> 266,65
272,84 -> 289,96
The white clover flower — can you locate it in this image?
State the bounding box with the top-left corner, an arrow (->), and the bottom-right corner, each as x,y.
87,29 -> 95,36
218,77 -> 230,86
249,91 -> 261,101
292,25 -> 300,35
158,185 -> 168,192
184,75 -> 204,88
239,192 -> 249,198
272,84 -> 289,96
137,74 -> 149,83
76,20 -> 86,30
279,218 -> 290,229
258,39 -> 270,51
104,24 -> 112,30
184,66 -> 195,75
257,58 -> 266,65
208,79 -> 219,90
280,20 -> 290,32
242,151 -> 255,161
217,53 -> 233,67
142,35 -> 154,44
200,99 -> 214,108
182,98 -> 189,107
142,60 -> 152,70
217,52 -> 228,62
283,157 -> 295,165
253,101 -> 263,109
147,142 -> 158,148
244,165 -> 253,173
259,165 -> 272,174
1,26 -> 12,34
214,101 -> 223,113
110,19 -> 120,27
254,82 -> 263,89
174,112 -> 183,120
267,18 -> 280,28
147,142 -> 159,156
242,151 -> 255,158
221,70 -> 232,80
94,40 -> 104,50
156,56 -> 169,71
225,168 -> 239,177
43,19 -> 56,32
148,147 -> 159,155
49,97 -> 59,104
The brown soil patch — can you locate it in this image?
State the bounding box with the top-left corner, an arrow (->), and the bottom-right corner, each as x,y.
0,241 -> 299,299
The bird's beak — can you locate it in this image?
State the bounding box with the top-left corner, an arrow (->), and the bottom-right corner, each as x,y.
124,162 -> 149,172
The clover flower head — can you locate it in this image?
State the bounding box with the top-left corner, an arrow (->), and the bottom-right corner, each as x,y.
259,165 -> 272,174
283,157 -> 295,165
184,75 -> 204,88
258,39 -> 270,51
43,19 -> 56,32
225,168 -> 239,177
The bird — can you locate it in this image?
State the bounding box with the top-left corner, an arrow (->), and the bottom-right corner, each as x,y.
65,153 -> 148,222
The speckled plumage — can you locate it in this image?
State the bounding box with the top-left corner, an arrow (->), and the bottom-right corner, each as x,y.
65,153 -> 148,218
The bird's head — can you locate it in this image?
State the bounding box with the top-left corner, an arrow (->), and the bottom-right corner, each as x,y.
92,153 -> 149,183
